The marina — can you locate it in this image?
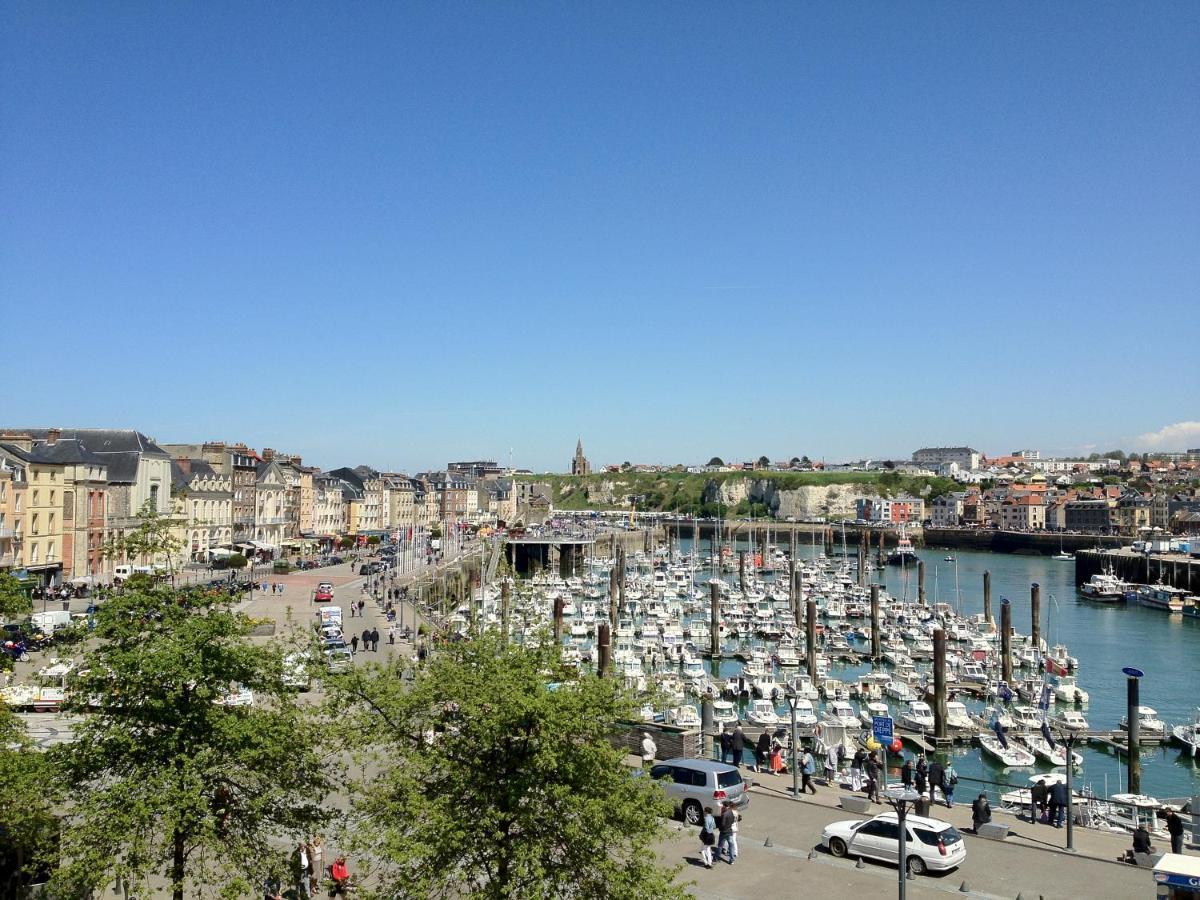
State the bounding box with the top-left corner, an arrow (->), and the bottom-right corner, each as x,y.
445,527 -> 1200,839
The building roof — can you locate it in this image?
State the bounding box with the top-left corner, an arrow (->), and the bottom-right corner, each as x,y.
11,428 -> 170,458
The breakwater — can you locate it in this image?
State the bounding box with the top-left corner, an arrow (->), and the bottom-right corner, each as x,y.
1075,547 -> 1200,591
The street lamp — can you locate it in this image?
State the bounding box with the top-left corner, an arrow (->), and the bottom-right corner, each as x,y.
884,785 -> 921,900
784,689 -> 801,800
1055,723 -> 1084,852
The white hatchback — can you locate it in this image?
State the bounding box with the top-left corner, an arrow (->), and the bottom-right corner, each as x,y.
821,812 -> 966,874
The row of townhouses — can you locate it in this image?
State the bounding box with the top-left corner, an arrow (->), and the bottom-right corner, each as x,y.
0,429 -> 519,587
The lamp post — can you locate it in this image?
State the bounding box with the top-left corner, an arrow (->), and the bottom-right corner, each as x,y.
884,786 -> 921,900
785,690 -> 801,800
1057,725 -> 1083,852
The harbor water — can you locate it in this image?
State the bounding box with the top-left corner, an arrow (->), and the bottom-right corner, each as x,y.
681,536 -> 1200,801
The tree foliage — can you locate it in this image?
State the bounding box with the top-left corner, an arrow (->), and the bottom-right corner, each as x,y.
55,584 -> 333,899
101,499 -> 184,578
706,457 -> 724,467
327,632 -> 686,899
0,705 -> 63,889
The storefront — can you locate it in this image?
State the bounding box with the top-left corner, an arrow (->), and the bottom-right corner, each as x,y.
1155,855 -> 1200,899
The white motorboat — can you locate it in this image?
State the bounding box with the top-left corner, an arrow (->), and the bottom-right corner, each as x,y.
859,700 -> 890,728
790,697 -> 819,727
1170,709 -> 1200,758
712,700 -> 740,728
1050,708 -> 1090,732
945,701 -> 975,731
785,673 -> 820,701
666,705 -> 701,728
899,700 -> 935,733
1119,706 -> 1168,739
1053,676 -> 1090,705
1080,572 -> 1131,601
825,700 -> 859,729
1019,732 -> 1083,768
977,733 -> 1036,767
747,698 -> 782,727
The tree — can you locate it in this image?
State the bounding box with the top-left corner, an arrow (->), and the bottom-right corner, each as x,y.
328,633 -> 686,899
0,705 -> 63,890
55,584 -> 332,899
366,535 -> 381,546
756,455 -> 770,469
227,552 -> 248,570
706,457 -> 724,467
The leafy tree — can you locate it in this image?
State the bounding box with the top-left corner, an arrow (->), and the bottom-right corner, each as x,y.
789,456 -> 801,466
756,455 -> 770,469
327,632 -> 686,899
0,572 -> 32,629
55,584 -> 332,899
801,455 -> 812,467
367,535 -> 381,546
706,457 -> 724,467
227,552 -> 248,570
0,705 -> 63,889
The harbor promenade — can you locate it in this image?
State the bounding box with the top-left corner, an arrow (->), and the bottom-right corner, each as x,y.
654,771 -> 1154,899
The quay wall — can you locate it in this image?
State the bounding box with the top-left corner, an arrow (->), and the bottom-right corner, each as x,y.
1075,548 -> 1200,592
924,527 -> 1124,555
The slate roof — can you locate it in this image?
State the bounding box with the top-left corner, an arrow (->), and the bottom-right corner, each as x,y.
10,428 -> 170,458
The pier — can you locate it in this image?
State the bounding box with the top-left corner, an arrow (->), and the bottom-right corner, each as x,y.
1076,547 -> 1200,591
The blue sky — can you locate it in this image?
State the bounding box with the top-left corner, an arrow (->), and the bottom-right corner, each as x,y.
2,3 -> 1197,472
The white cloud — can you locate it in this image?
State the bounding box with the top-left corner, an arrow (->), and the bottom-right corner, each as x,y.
1133,421 -> 1200,451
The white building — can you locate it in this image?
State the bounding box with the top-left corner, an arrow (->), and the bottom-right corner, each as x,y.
912,447 -> 981,471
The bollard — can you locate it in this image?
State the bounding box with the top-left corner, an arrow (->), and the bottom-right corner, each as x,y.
1127,669 -> 1142,795
1000,599 -> 1012,685
739,550 -> 746,596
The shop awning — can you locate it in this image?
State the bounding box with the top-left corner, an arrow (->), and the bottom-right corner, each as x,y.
208,548 -> 234,558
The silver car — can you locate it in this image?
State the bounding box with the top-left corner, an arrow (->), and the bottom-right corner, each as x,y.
649,758 -> 750,826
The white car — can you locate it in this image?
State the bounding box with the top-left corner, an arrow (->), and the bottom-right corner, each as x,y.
821,812 -> 966,874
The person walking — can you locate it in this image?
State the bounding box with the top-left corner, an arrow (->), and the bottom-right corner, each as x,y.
972,793 -> 992,833
914,763 -> 928,797
800,747 -> 818,794
361,627 -> 371,653
754,731 -> 770,774
1164,807 -> 1185,855
865,751 -> 880,795
1049,778 -> 1069,828
900,758 -> 913,789
370,627 -> 380,651
388,623 -> 396,646
928,759 -> 946,806
728,806 -> 741,862
308,836 -> 323,895
824,744 -> 839,785
850,748 -> 865,792
732,725 -> 746,769
699,807 -> 717,868
1031,779 -> 1049,825
350,635 -> 359,654
640,731 -> 657,767
943,763 -> 958,808
719,728 -> 733,765
716,803 -> 736,864
290,840 -> 310,899
329,856 -> 351,897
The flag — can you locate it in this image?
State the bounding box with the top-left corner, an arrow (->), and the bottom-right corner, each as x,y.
1041,719 -> 1057,750
992,717 -> 1009,750
1038,682 -> 1052,712
998,681 -> 1013,703
1044,657 -> 1067,677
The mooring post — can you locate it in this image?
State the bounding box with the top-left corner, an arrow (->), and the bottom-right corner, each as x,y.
553,595 -> 564,646
806,597 -> 818,682
709,580 -> 721,663
1127,670 -> 1143,795
918,559 -> 926,606
1000,599 -> 1013,684
983,570 -> 993,625
500,580 -> 510,645
738,550 -> 746,595
934,628 -> 947,740
609,561 -> 619,628
1031,582 -> 1042,651
857,540 -> 867,587
870,584 -> 881,661
617,546 -> 626,610
597,622 -> 611,677
794,564 -> 804,632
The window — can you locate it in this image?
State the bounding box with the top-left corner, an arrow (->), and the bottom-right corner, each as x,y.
47,540 -> 55,560
31,513 -> 39,535
50,489 -> 56,505
32,489 -> 39,506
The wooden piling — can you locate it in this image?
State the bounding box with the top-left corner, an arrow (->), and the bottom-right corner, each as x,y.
609,562 -> 619,627
917,559 -> 926,606
870,584 -> 881,661
983,571 -> 993,625
709,580 -> 721,661
1000,599 -> 1012,684
806,598 -> 818,682
500,580 -> 510,645
738,550 -> 746,595
553,595 -> 564,646
933,628 -> 947,740
1031,583 -> 1041,651
597,622 -> 611,677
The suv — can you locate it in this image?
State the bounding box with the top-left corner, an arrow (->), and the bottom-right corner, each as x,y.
822,812 -> 966,874
648,758 -> 750,826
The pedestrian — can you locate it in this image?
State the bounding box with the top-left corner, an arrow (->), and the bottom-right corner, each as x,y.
719,728 -> 733,765
972,793 -> 992,833
358,598 -> 365,617
865,751 -> 880,795
716,803 -> 735,864
865,768 -> 881,804
823,744 -> 837,783
929,759 -> 946,806
944,763 -> 958,808
914,765 -> 927,797
915,754 -> 928,784
308,836 -> 323,895
350,635 -> 359,653
362,627 -> 371,652
1049,778 -> 1068,828
729,806 -> 741,862
640,731 -> 657,767
1030,778 -> 1049,824
754,731 -> 770,774
388,624 -> 396,645
800,747 -> 817,794
900,757 -> 913,788
290,840 -> 310,899
850,748 -> 865,792
1165,807 -> 1185,855
329,856 -> 351,897
263,872 -> 283,900
370,627 -> 380,651
699,806 -> 717,868
732,725 -> 746,768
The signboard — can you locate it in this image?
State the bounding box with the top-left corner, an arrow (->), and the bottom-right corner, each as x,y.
872,715 -> 894,743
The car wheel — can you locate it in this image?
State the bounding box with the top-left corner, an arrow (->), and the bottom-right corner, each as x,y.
828,837 -> 848,858
906,855 -> 926,876
682,800 -> 702,826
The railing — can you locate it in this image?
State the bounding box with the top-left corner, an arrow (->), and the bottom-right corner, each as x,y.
256,516 -> 290,525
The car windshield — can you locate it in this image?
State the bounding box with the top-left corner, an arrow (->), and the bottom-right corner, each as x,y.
716,770 -> 743,788
913,826 -> 961,846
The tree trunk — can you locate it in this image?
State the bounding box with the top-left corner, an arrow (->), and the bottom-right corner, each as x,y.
172,827 -> 185,900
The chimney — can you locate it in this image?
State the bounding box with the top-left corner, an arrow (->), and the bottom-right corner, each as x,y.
262,448 -> 275,460
46,428 -> 61,446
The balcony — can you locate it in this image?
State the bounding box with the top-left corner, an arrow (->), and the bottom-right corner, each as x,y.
256,516 -> 289,525
0,527 -> 12,538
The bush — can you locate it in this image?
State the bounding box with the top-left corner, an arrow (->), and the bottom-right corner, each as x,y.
272,560 -> 291,574
228,553 -> 248,570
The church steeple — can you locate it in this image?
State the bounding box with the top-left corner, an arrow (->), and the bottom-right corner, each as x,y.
571,439 -> 591,476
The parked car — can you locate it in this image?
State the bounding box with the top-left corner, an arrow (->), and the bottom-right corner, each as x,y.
821,812 -> 966,874
282,652 -> 312,691
648,758 -> 750,826
325,646 -> 353,672
313,587 -> 333,603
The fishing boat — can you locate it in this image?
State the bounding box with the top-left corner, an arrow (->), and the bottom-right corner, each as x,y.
746,698 -> 782,727
1170,709 -> 1200,758
859,700 -> 890,728
977,733 -> 1037,767
825,699 -> 859,729
1080,571 -> 1131,601
1133,583 -> 1193,613
886,528 -> 919,566
1053,676 -> 1090,705
666,705 -> 701,728
1119,706 -> 1168,739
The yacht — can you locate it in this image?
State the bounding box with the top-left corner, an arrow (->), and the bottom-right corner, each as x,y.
977,733 -> 1036,767
1134,584 -> 1193,613
1170,709 -> 1200,758
899,700 -> 935,732
666,706 -> 701,728
1050,708 -> 1090,732
1053,676 -> 1090,705
859,700 -> 890,728
747,698 -> 781,727
791,697 -> 819,727
1120,706 -> 1168,739
1019,732 -> 1083,767
712,700 -> 740,728
1080,572 -> 1131,601
945,701 -> 975,731
825,700 -> 859,729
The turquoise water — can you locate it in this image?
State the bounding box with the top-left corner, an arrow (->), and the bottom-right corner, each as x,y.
676,536 -> 1200,800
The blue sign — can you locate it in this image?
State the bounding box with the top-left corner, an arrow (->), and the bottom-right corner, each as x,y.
872,716 -> 894,742
1122,667 -> 1145,678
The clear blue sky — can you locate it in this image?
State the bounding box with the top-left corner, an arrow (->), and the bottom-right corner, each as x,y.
3,3 -> 1197,472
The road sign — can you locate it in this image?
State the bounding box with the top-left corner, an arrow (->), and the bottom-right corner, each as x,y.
872,715 -> 894,743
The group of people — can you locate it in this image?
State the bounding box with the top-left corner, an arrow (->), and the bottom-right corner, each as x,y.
1028,777 -> 1070,827
899,754 -> 958,808
698,802 -> 741,868
350,628 -> 382,653
262,837 -> 341,899
261,581 -> 286,594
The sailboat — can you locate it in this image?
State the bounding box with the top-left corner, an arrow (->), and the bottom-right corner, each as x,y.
1052,535 -> 1073,561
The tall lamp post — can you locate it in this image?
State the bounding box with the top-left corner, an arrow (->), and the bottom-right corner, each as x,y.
1055,723 -> 1083,852
884,786 -> 921,900
785,689 -> 801,800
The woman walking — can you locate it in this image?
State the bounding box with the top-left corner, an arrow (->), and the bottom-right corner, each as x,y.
699,807 -> 717,868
